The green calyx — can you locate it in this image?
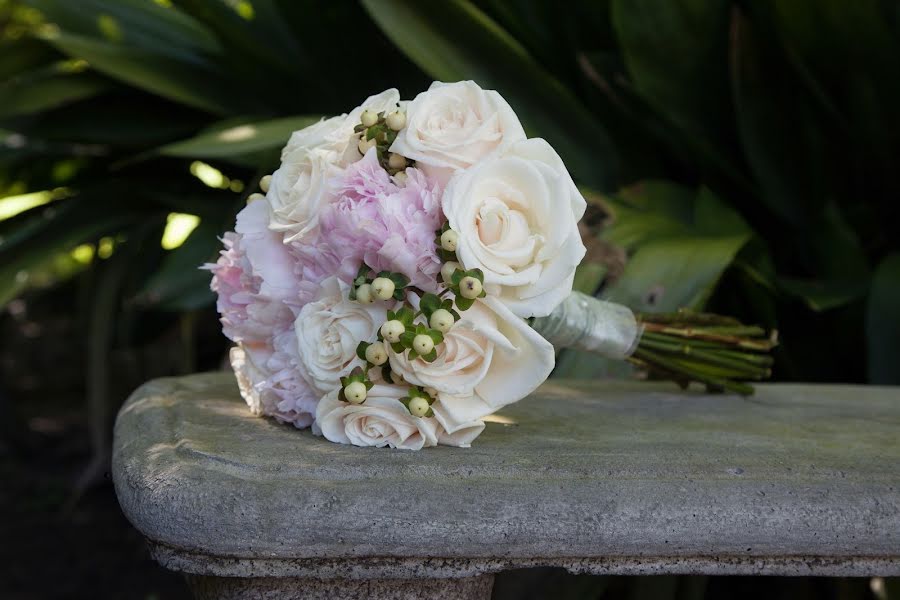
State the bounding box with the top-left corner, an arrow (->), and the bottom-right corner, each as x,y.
351,264 -> 409,301
448,267 -> 486,310
338,366 -> 373,403
419,293 -> 460,322
399,386 -> 435,417
399,322 -> 443,362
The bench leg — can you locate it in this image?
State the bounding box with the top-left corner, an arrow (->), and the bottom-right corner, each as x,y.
185,573 -> 495,600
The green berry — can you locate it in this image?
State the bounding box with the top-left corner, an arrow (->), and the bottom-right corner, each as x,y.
344,381 -> 367,404
372,277 -> 396,300
459,276 -> 482,299
356,283 -> 375,304
385,111 -> 406,131
365,341 -> 388,366
440,229 -> 459,252
429,309 -> 454,333
360,109 -> 378,127
408,396 -> 429,417
413,334 -> 435,355
381,320 -> 405,343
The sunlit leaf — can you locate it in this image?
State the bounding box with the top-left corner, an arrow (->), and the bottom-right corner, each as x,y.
158,115 -> 321,159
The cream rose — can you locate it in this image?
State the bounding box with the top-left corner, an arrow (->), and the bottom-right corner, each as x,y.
294,276 -> 387,397
388,296 -> 554,431
442,138 -> 587,318
314,385 -> 439,450
390,81 -> 526,174
267,89 -> 401,242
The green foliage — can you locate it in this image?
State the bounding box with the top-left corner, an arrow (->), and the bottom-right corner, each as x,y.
385,0 -> 895,384
1,0 -> 897,384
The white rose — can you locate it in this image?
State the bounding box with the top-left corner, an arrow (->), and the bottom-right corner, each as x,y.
442,138 -> 587,318
390,81 -> 526,173
388,296 -> 554,431
294,276 -> 387,397
314,385 -> 439,450
267,89 -> 401,242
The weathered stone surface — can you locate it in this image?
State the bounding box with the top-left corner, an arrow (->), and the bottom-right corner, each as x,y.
113,373 -> 900,577
185,574 -> 493,600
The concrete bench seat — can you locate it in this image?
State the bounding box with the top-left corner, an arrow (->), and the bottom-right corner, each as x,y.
112,373 -> 900,599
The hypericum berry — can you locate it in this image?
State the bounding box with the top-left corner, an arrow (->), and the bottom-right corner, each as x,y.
381,320 -> 405,343
441,261 -> 460,283
423,387 -> 438,398
408,396 -> 429,417
429,309 -> 454,333
371,277 -> 395,300
356,283 -> 375,304
247,192 -> 265,204
385,111 -> 406,131
390,371 -> 405,385
344,381 -> 367,404
387,153 -> 407,170
358,136 -> 377,154
360,109 -> 378,127
365,341 -> 388,366
259,175 -> 272,193
440,229 -> 459,252
459,276 -> 482,299
413,334 -> 434,355
393,171 -> 408,186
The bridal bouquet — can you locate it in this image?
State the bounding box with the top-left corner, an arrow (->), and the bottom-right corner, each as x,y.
209,81 -> 775,450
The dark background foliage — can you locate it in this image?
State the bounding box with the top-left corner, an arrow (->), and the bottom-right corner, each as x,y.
0,0 -> 897,598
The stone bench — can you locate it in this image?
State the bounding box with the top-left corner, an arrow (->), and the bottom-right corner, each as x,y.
112,373 -> 900,599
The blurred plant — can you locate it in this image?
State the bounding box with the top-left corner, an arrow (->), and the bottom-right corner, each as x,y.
0,0 -> 429,491
2,0 -> 899,425
363,0 -> 900,385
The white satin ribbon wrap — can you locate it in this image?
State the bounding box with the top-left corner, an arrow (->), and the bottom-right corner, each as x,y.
531,292 -> 642,359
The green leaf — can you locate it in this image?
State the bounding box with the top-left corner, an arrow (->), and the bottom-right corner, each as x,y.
778,277 -> 869,312
455,296 -> 474,311
0,65 -> 111,119
866,254 -> 900,384
29,0 -> 222,57
421,349 -> 438,363
466,268 -> 484,283
556,182 -> 753,380
396,306 -> 416,325
399,331 -> 416,348
356,341 -> 371,361
158,115 -> 321,159
420,293 -> 441,317
37,30 -> 246,115
602,185 -> 752,312
361,0 -> 617,189
612,0 -> 735,164
426,329 -> 444,345
388,271 -> 410,289
730,10 -> 830,224
0,194 -> 159,307
135,220 -> 220,311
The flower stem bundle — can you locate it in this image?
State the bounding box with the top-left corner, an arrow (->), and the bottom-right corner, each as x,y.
629,310 -> 778,395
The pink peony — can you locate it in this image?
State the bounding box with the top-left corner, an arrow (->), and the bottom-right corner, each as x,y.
314,149 -> 444,291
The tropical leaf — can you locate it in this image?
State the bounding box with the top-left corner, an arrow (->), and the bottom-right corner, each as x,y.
158,115 -> 321,159
866,254 -> 900,384
361,0 -> 617,189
